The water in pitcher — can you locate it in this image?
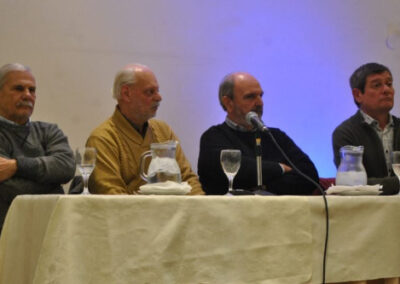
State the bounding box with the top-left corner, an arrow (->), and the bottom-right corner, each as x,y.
336,170 -> 367,186
147,157 -> 181,183
336,145 -> 367,186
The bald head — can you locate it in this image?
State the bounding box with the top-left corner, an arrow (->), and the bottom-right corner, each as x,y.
114,63 -> 162,127
113,63 -> 154,100
219,72 -> 264,129
218,72 -> 261,110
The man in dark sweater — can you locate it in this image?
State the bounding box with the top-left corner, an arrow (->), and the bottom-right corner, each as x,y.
332,62 -> 399,194
197,72 -> 319,195
0,63 -> 75,231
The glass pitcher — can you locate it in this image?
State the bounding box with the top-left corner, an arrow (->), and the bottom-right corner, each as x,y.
139,141 -> 182,184
336,145 -> 367,186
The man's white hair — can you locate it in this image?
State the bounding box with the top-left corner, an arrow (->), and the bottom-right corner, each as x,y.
0,63 -> 31,89
112,63 -> 149,100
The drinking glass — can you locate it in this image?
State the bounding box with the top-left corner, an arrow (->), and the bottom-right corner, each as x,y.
75,147 -> 97,194
220,149 -> 241,193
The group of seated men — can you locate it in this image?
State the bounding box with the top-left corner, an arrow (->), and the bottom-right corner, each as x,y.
0,61 -> 397,230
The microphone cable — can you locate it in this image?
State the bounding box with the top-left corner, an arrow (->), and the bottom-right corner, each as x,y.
265,129 -> 329,284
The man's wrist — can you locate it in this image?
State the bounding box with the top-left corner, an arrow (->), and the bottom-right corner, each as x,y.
10,159 -> 17,174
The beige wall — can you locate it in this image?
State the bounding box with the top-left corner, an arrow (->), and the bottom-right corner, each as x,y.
1,0 -> 400,176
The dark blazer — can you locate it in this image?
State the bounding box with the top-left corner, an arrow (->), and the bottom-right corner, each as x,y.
332,110 -> 400,194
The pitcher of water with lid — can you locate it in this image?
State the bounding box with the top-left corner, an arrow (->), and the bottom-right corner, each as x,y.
336,145 -> 367,186
139,140 -> 182,184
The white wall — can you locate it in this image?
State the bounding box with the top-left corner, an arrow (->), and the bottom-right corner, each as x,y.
1,0 -> 400,177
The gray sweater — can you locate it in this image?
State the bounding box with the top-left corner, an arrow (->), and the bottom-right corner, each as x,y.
0,119 -> 75,229
332,110 -> 400,194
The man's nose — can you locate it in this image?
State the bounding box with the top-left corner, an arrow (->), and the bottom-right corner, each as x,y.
22,89 -> 35,99
255,95 -> 263,105
155,92 -> 162,101
383,84 -> 393,94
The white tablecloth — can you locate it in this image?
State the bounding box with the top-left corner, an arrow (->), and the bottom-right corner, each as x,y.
0,195 -> 399,284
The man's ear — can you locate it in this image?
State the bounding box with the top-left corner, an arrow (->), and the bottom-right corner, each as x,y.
222,96 -> 233,112
120,85 -> 130,102
352,88 -> 363,105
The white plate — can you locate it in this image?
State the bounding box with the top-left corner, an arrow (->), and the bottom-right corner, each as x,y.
138,188 -> 190,195
329,190 -> 382,196
326,185 -> 382,196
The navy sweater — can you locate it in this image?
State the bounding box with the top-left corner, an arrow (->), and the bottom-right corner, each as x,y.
198,123 -> 319,195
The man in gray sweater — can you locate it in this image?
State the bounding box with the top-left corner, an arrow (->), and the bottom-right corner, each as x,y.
332,62 -> 399,194
0,63 -> 75,232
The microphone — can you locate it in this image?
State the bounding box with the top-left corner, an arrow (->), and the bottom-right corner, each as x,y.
245,111 -> 269,132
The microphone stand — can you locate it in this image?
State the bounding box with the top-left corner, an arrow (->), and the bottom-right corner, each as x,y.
255,131 -> 263,187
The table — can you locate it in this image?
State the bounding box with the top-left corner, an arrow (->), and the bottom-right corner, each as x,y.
0,195 -> 399,284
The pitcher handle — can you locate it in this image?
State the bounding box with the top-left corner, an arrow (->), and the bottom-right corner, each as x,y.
139,150 -> 152,182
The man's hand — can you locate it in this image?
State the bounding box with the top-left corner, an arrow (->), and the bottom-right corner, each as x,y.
279,163 -> 292,173
0,157 -> 17,182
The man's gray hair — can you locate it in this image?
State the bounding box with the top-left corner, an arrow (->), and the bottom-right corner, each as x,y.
218,73 -> 236,111
0,63 -> 31,89
112,63 -> 149,100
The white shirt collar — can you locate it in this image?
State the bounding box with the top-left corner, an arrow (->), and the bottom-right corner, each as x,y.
225,117 -> 255,132
360,110 -> 394,128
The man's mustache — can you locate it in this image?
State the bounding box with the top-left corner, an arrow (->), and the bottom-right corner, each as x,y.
252,106 -> 263,115
17,101 -> 33,108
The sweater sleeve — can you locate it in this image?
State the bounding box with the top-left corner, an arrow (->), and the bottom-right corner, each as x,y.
263,130 -> 319,195
15,123 -> 75,184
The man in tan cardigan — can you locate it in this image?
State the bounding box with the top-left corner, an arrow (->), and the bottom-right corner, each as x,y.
86,64 -> 203,195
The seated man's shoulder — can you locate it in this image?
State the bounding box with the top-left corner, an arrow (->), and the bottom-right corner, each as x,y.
268,126 -> 283,134
87,118 -> 118,143
31,120 -> 58,129
267,127 -> 289,139
265,127 -> 305,148
30,121 -> 65,136
201,123 -> 226,136
148,118 -> 170,128
333,112 -> 361,135
90,118 -> 113,135
148,118 -> 178,136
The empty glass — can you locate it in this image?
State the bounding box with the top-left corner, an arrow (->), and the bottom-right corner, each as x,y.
75,147 -> 97,194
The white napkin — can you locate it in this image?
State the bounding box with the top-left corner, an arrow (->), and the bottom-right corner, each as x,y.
139,181 -> 192,195
326,184 -> 383,195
